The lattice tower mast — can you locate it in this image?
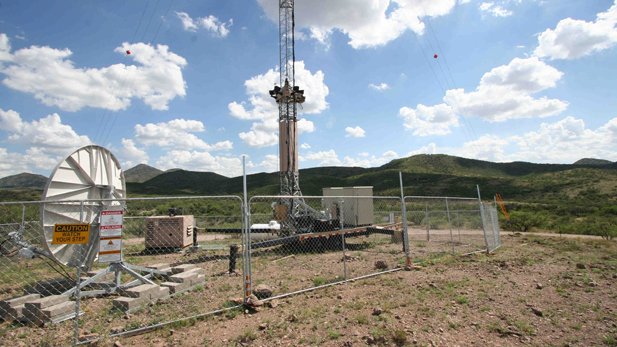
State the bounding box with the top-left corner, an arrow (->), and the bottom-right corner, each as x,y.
269,0 -> 305,198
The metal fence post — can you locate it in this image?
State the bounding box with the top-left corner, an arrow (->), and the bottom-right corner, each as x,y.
446,198 -> 454,254
456,211 -> 461,243
74,201 -> 84,345
242,158 -> 251,301
425,201 -> 430,241
339,199 -> 347,280
477,185 -> 489,252
399,173 -> 411,266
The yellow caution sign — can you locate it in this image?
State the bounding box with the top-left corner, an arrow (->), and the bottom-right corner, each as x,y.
52,223 -> 90,244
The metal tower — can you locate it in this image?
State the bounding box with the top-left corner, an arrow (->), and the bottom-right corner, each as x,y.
269,0 -> 305,198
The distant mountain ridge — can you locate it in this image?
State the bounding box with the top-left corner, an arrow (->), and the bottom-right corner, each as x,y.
573,158 -> 613,166
124,164 -> 163,183
125,154 -> 617,198
0,173 -> 47,188
3,155 -> 616,197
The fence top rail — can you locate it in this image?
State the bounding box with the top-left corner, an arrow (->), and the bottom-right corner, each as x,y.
0,195 -> 244,206
404,196 -> 478,201
249,195 -> 400,201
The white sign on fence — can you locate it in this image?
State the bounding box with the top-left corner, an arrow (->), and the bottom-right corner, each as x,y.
99,208 -> 123,263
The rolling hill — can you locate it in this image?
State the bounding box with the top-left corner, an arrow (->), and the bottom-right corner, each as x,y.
126,154 -> 617,203
123,164 -> 163,183
2,154 -> 616,204
0,173 -> 47,188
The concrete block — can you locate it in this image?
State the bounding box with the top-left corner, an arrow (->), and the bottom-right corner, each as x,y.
112,296 -> 147,311
146,263 -> 170,270
24,295 -> 68,310
1,294 -> 41,319
185,267 -> 206,275
122,284 -> 159,299
170,264 -> 196,274
24,278 -> 73,296
160,282 -> 189,294
3,304 -> 25,320
152,287 -> 170,300
169,272 -> 198,285
41,301 -> 75,320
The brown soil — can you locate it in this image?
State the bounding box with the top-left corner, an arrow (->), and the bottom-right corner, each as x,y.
2,233 -> 616,347
108,234 -> 616,347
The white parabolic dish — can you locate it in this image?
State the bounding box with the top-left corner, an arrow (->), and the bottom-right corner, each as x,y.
40,145 -> 126,269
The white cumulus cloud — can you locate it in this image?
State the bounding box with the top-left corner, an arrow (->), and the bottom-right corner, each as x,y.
369,83 -> 390,91
134,119 -> 232,151
534,1 -> 617,60
155,150 -> 243,177
399,103 -> 459,136
479,2 -> 513,17
256,0 -> 459,49
345,126 -> 366,138
117,139 -> 149,169
175,12 -> 233,37
0,109 -> 90,155
0,36 -> 187,112
0,147 -> 60,178
400,57 -> 568,135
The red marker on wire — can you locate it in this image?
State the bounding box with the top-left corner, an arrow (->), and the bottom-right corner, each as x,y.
434,54 -> 438,58
126,50 -> 131,55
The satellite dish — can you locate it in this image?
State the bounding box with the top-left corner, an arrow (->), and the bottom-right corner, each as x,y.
40,145 -> 126,269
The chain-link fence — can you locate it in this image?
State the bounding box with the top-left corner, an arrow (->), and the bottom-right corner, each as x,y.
403,196 -> 488,256
1,191 -> 501,346
247,196 -> 409,302
0,196 -> 245,346
482,202 -> 501,252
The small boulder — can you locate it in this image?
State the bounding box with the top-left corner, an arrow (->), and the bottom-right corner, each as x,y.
372,307 -> 383,316
576,263 -> 586,270
268,299 -> 279,308
374,261 -> 388,270
536,283 -> 543,290
245,294 -> 263,307
254,284 -> 273,299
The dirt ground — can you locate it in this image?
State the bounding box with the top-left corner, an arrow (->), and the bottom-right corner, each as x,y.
86,233 -> 617,347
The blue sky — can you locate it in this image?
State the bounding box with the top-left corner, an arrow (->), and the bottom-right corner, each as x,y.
1,0 -> 616,179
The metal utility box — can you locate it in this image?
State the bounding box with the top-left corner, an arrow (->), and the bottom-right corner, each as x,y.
145,215 -> 194,249
322,186 -> 374,226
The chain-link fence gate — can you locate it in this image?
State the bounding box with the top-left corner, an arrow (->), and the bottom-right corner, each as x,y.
403,196 -> 489,256
0,196 -> 246,346
482,202 -> 502,252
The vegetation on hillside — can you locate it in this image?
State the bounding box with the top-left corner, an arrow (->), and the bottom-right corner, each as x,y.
2,154 -> 617,238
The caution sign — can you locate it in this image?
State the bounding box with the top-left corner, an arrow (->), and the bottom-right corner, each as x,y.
52,224 -> 90,244
98,236 -> 122,263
